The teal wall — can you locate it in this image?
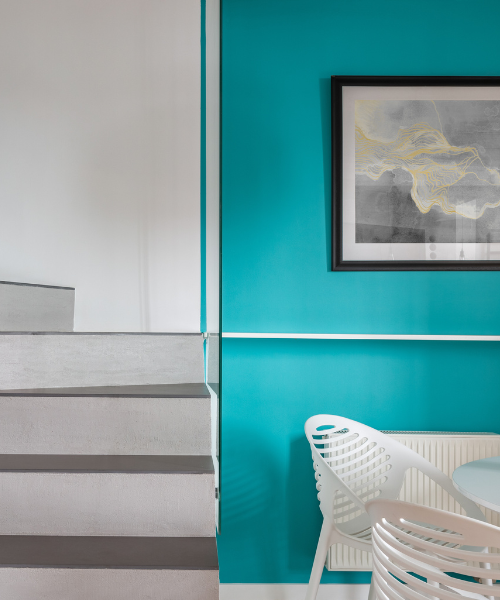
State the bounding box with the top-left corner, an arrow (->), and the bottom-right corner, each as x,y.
219,0 -> 500,584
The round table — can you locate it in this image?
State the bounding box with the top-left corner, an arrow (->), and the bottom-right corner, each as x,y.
453,456 -> 500,513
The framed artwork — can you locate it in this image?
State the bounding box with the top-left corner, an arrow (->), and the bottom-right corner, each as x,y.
332,75 -> 500,271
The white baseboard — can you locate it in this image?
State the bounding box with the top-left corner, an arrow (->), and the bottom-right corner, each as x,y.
219,584 -> 370,600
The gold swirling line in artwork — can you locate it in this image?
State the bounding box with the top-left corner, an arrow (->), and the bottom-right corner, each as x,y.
355,121 -> 500,220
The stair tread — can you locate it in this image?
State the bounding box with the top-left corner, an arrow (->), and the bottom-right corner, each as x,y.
0,383 -> 210,398
0,455 -> 214,474
0,536 -> 218,569
0,332 -> 201,335
0,280 -> 75,291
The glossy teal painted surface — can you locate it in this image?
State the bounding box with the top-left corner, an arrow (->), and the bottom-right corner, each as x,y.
219,0 -> 500,585
200,0 -> 206,334
221,0 -> 500,335
218,339 -> 500,583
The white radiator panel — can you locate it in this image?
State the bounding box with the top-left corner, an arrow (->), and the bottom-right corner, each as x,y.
326,431 -> 500,571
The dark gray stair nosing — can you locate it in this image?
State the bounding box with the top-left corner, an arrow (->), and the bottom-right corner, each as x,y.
0,331 -> 202,336
0,280 -> 75,291
0,383 -> 211,398
0,536 -> 218,570
0,455 -> 214,474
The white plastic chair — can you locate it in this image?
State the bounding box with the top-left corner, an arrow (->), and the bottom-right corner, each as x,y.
304,415 -> 486,600
366,499 -> 497,600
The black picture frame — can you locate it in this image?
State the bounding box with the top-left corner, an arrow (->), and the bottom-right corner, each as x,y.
332,75 -> 500,271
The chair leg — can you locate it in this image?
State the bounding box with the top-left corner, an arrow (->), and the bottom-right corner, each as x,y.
427,579 -> 439,600
367,577 -> 376,600
479,559 -> 494,590
305,517 -> 334,600
479,555 -> 494,586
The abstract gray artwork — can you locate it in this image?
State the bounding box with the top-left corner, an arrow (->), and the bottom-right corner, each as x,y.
355,100 -> 500,244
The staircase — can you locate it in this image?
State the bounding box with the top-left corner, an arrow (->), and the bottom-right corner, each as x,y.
0,281 -> 218,599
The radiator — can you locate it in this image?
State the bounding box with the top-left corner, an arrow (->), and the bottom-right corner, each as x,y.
326,431 -> 500,571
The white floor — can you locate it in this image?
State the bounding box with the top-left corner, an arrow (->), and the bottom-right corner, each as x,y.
220,584 -> 369,600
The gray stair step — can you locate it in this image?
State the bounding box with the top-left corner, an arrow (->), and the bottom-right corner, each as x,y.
0,535 -> 218,569
0,384 -> 211,455
0,455 -> 214,536
0,537 -> 218,600
0,383 -> 210,397
0,333 -> 204,388
0,454 -> 214,474
0,281 -> 74,332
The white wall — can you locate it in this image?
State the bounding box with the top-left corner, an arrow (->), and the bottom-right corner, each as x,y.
0,0 -> 201,332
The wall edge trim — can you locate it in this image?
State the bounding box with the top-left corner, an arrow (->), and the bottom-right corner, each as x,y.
222,333 -> 500,341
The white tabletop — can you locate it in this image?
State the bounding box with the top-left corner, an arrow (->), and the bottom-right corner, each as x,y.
453,456 -> 500,512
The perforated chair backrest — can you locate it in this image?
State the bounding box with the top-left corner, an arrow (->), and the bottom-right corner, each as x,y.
305,415 -> 485,534
366,499 -> 499,600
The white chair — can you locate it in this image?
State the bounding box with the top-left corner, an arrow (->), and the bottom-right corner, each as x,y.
304,415 -> 486,600
366,499 -> 497,600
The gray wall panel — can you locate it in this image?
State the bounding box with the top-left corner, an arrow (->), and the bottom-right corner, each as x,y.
0,334 -> 204,388
0,283 -> 74,332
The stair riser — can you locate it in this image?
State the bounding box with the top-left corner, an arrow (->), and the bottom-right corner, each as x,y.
0,334 -> 204,388
0,569 -> 218,600
0,473 -> 214,536
0,397 -> 211,455
0,284 -> 74,332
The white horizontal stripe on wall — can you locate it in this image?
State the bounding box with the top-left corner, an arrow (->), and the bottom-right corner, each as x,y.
222,333 -> 500,341
219,584 -> 370,600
